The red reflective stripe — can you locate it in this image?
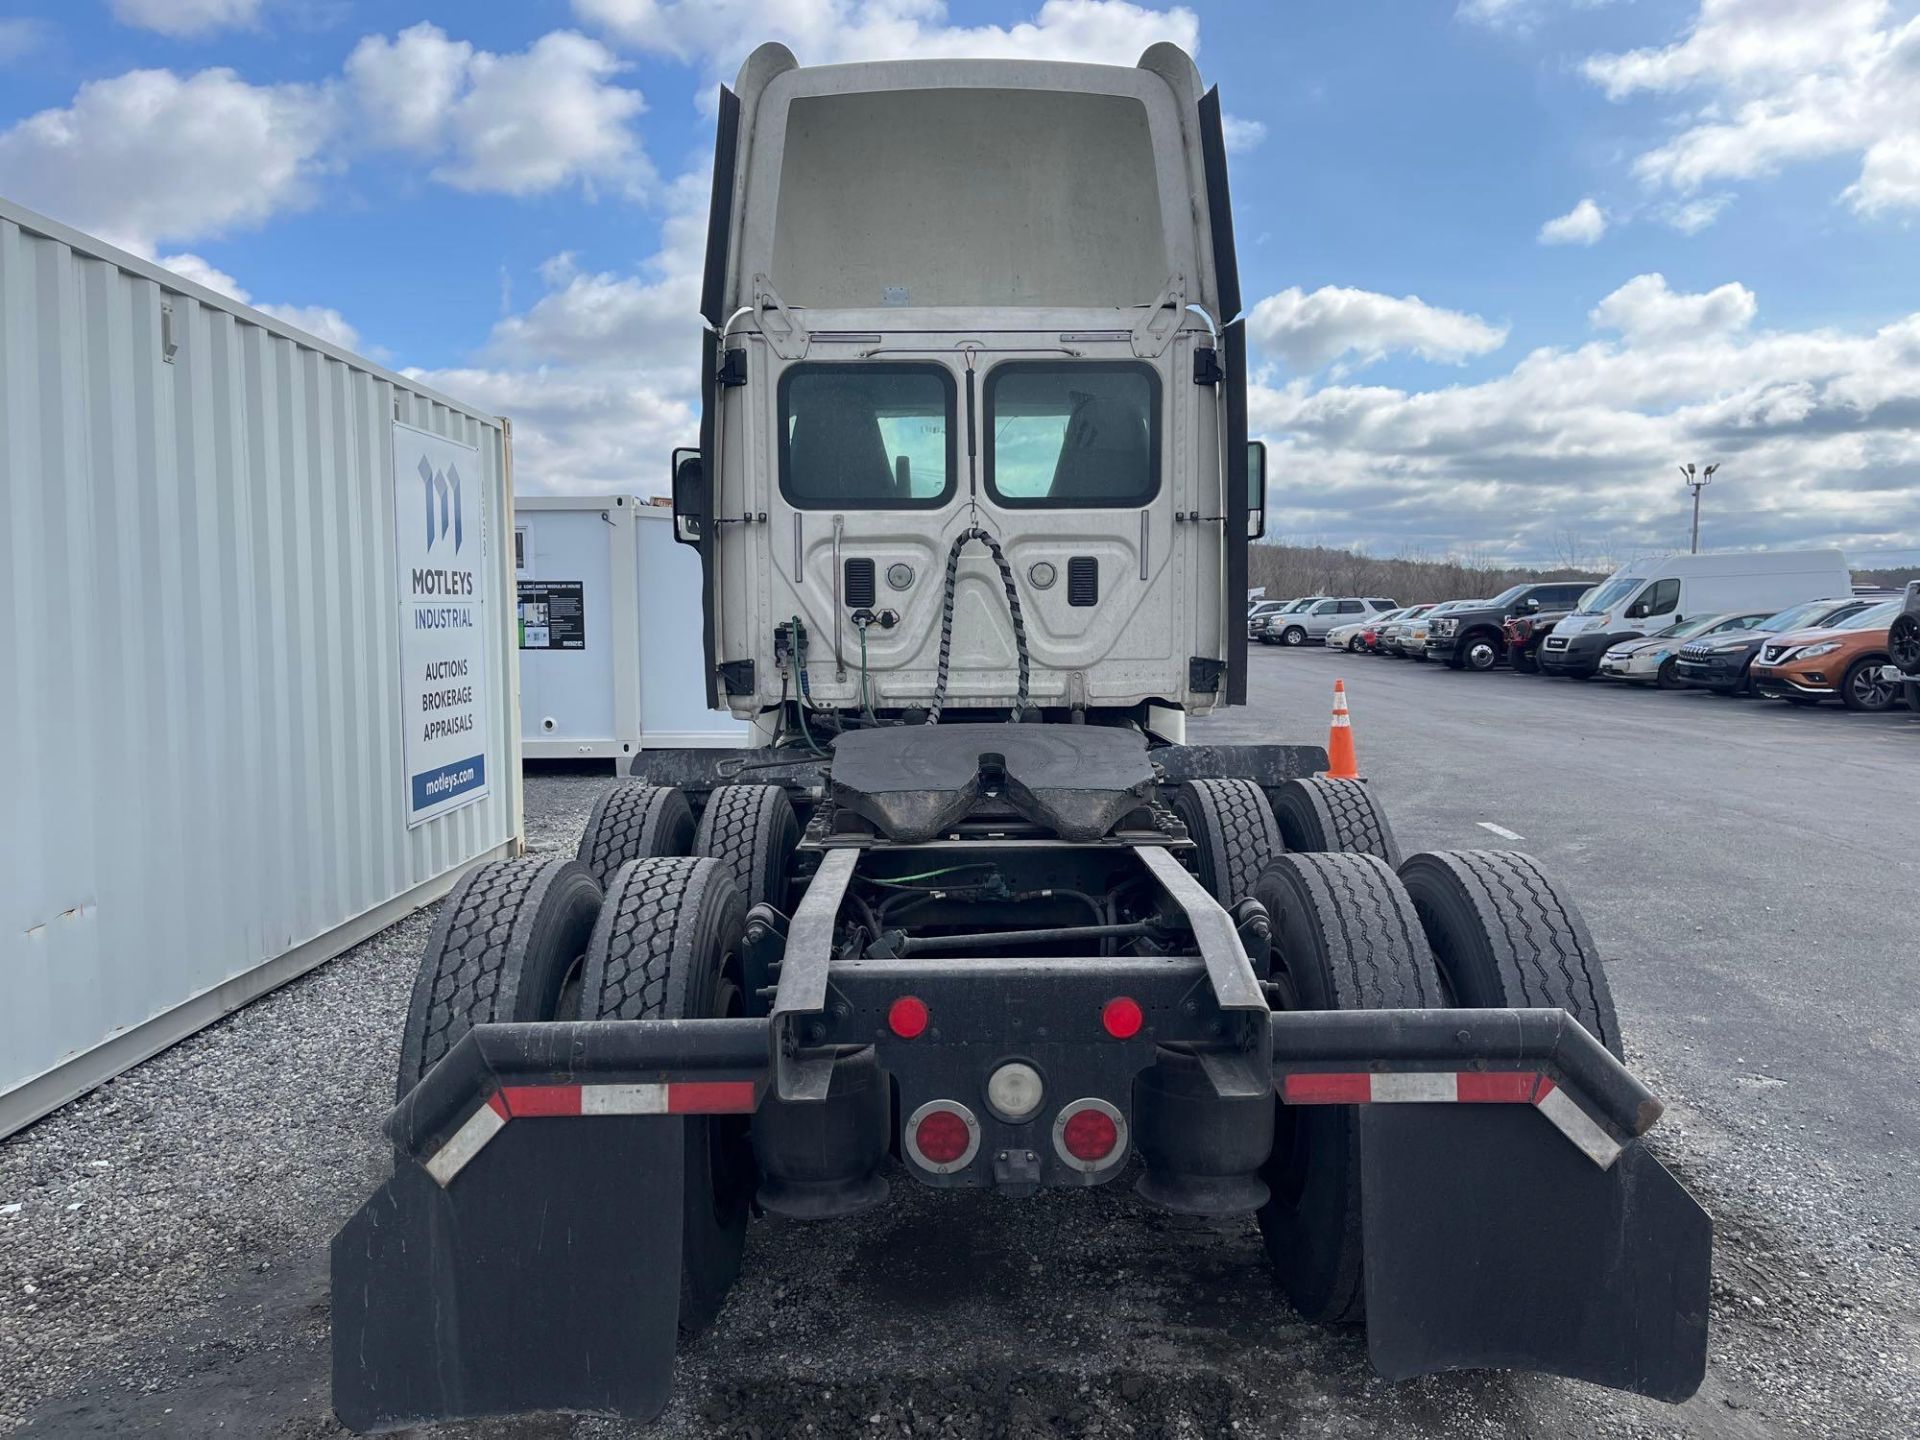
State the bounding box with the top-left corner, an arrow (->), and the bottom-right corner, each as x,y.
486,1091 -> 511,1121
1533,1076 -> 1557,1102
1455,1071 -> 1543,1103
1283,1073 -> 1373,1105
667,1081 -> 760,1114
498,1084 -> 582,1117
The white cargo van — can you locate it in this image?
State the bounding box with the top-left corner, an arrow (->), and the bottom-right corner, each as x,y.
1539,549 -> 1851,678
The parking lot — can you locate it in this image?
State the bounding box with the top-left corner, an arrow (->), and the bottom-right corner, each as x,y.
3,647 -> 1917,1440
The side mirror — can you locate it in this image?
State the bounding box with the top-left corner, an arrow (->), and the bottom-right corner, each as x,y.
671,447 -> 704,547
1247,440 -> 1268,540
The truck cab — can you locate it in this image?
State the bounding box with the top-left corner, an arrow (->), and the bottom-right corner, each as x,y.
672,44 -> 1260,742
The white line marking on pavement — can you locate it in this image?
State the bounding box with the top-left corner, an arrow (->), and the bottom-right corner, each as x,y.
1477,822 -> 1525,841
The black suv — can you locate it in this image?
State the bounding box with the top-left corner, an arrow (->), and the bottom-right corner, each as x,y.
1424,582 -> 1593,671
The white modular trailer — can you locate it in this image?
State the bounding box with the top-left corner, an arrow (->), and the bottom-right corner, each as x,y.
515,496 -> 749,761
0,197 -> 523,1138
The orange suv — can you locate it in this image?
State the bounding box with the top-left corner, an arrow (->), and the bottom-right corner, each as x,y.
1748,599 -> 1904,711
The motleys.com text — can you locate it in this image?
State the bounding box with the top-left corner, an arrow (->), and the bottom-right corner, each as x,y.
422,763 -> 477,797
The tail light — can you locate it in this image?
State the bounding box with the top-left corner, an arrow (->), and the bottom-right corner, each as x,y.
887,995 -> 929,1039
1052,1098 -> 1127,1172
904,1100 -> 979,1174
1100,996 -> 1144,1039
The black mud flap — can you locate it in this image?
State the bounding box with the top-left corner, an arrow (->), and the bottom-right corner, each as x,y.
331,1113 -> 685,1432
1359,1104 -> 1711,1402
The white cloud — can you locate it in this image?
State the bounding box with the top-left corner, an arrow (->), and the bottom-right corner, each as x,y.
0,68 -> 334,251
110,0 -> 262,38
1583,0 -> 1920,216
1247,276 -> 1920,559
1588,273 -> 1757,344
153,250 -> 361,350
1457,0 -> 1613,35
348,25 -> 651,198
574,0 -> 1200,77
0,17 -> 47,63
1538,197 -> 1607,245
1658,193 -> 1732,233
1221,113 -> 1267,154
1248,285 -> 1509,373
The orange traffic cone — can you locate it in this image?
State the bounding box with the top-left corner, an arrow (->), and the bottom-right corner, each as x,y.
1319,679 -> 1361,780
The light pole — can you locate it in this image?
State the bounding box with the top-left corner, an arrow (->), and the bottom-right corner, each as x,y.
1680,462 -> 1720,553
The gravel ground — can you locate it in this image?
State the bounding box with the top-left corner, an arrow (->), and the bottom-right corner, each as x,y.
3,676 -> 1917,1439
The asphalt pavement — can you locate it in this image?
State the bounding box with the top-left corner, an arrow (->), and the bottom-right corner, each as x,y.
2,650 -> 1916,1439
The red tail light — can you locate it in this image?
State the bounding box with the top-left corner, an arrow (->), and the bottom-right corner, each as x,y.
905,1101 -> 979,1173
1052,1098 -> 1126,1172
887,995 -> 930,1039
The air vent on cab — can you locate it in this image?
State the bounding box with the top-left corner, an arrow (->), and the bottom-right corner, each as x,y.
1067,557 -> 1099,607
844,557 -> 876,608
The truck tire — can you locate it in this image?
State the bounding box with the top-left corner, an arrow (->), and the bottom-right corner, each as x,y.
1462,632 -> 1501,672
1281,625 -> 1307,647
1397,849 -> 1622,1059
1270,777 -> 1403,868
1840,657 -> 1898,713
576,783 -> 695,887
1254,853 -> 1442,1323
1172,778 -> 1283,905
582,856 -> 754,1337
695,784 -> 800,914
396,857 -> 603,1100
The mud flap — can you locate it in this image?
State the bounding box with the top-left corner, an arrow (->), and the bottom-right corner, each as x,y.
1359,1104 -> 1711,1401
331,1112 -> 685,1432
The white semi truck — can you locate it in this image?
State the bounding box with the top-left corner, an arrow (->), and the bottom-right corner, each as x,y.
331,44 -> 1712,1430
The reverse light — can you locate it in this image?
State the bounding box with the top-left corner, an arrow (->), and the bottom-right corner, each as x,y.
1052,1098 -> 1127,1172
985,1062 -> 1045,1122
905,1100 -> 979,1172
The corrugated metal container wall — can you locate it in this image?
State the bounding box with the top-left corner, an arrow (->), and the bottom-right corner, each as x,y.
0,199 -> 524,1138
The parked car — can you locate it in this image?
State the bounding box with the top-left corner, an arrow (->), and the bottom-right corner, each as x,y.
1596,611 -> 1772,687
1505,603 -> 1576,674
1539,549 -> 1852,679
1271,595 -> 1398,647
1246,599 -> 1290,640
1376,604 -> 1435,657
1748,600 -> 1905,711
1256,595 -> 1326,645
1330,607 -> 1409,652
1425,582 -> 1592,672
1405,600 -> 1484,661
1672,596 -> 1882,695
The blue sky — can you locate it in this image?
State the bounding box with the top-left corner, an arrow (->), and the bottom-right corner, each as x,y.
1,0 -> 1916,565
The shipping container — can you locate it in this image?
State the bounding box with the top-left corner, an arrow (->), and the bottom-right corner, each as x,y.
0,196 -> 524,1138
514,496 -> 748,764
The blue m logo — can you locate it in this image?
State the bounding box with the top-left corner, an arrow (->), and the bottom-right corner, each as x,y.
419,456 -> 464,553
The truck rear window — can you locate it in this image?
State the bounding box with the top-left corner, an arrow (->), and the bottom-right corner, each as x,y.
778,364 -> 956,509
984,362 -> 1160,508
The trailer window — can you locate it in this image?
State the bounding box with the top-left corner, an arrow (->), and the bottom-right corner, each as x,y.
778,364 -> 956,508
984,362 -> 1160,508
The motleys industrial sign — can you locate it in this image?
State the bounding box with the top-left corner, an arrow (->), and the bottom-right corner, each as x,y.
393,422 -> 491,827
